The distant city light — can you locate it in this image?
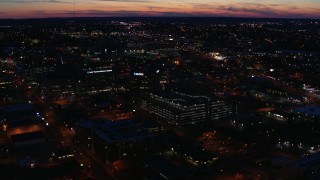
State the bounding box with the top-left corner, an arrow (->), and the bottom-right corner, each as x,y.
87,69 -> 112,74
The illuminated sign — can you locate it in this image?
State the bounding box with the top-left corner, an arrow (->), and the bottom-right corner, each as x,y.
133,72 -> 144,76
87,69 -> 112,74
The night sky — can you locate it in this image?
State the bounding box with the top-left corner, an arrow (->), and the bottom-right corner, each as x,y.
0,0 -> 319,19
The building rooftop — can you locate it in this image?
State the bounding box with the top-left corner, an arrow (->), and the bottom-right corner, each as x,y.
7,118 -> 44,128
1,103 -> 35,114
11,131 -> 44,143
173,143 -> 217,162
293,106 -> 320,117
144,155 -> 185,180
78,118 -> 154,143
150,91 -> 217,107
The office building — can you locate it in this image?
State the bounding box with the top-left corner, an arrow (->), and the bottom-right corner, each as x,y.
141,92 -> 233,126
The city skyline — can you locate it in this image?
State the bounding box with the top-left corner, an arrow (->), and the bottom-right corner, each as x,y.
0,0 -> 320,19
0,14 -> 319,179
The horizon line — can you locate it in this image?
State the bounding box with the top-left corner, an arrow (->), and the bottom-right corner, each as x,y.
0,16 -> 319,21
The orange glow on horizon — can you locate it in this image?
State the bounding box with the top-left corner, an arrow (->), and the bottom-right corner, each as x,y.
0,1 -> 319,19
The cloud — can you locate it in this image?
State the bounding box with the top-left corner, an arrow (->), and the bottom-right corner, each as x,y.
0,0 -> 68,3
146,6 -> 177,10
222,6 -> 278,16
97,0 -> 151,2
68,10 -> 194,16
27,9 -> 206,17
1,1 -> 319,19
192,2 -> 307,17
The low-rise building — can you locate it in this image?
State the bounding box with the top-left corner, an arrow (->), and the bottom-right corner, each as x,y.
141,92 -> 234,126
